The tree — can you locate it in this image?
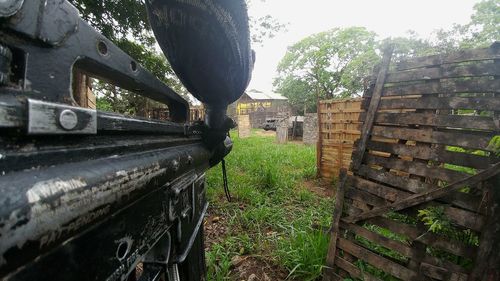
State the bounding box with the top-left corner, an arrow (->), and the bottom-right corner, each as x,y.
380,31 -> 437,60
461,0 -> 499,48
274,27 -> 379,114
432,0 -> 499,51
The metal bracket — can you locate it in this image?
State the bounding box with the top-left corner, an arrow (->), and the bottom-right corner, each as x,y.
27,99 -> 97,135
168,172 -> 197,223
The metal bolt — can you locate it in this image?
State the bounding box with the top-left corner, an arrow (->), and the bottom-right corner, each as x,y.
0,0 -> 24,17
58,109 -> 78,130
172,159 -> 180,172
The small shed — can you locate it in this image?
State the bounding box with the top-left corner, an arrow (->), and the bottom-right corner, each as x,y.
229,90 -> 290,128
236,90 -> 288,115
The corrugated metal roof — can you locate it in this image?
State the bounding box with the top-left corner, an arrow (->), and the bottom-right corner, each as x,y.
246,90 -> 287,100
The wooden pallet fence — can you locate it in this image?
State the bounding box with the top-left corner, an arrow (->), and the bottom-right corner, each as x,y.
324,43 -> 500,281
317,98 -> 364,180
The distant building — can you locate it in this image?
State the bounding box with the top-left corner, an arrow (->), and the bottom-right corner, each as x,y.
228,90 -> 290,128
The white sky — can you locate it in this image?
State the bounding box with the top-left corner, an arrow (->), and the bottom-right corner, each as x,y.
246,0 -> 482,93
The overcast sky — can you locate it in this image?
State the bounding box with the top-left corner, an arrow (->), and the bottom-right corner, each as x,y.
246,0 -> 482,93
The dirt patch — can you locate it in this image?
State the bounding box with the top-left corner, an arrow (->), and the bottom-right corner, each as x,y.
204,208 -> 229,250
229,255 -> 288,281
303,180 -> 334,198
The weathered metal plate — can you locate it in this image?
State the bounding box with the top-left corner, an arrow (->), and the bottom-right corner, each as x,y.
27,99 -> 97,134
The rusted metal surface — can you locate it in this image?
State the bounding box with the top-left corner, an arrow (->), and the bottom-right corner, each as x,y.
0,0 -> 252,280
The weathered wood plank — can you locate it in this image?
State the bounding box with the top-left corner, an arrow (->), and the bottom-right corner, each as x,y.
364,217 -> 420,240
364,154 -> 467,182
386,61 -> 499,83
373,112 -> 499,131
347,175 -> 408,202
468,174 -> 500,281
420,263 -> 468,281
323,268 -> 344,281
416,229 -> 478,258
396,44 -> 500,70
357,165 -> 484,213
371,126 -> 494,151
367,140 -> 498,170
377,96 -> 500,111
351,47 -> 393,170
337,238 -> 418,280
345,186 -> 389,207
323,170 -> 348,281
364,216 -> 475,262
436,202 -> 485,232
383,77 -> 500,96
340,221 -> 415,258
422,255 -> 470,274
334,255 -> 382,281
343,162 -> 500,224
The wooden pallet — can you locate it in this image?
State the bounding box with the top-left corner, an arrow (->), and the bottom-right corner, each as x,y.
318,99 -> 364,180
324,43 -> 500,281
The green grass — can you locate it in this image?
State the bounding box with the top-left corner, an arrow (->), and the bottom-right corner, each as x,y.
205,130 -> 333,280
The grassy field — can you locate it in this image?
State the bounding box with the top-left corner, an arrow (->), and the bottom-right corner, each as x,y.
204,130 -> 334,281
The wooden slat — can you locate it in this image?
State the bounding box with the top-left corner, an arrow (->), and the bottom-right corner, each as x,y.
323,170 -> 348,281
337,238 -> 418,280
340,221 -> 415,258
385,60 -> 499,83
468,175 -> 500,280
334,255 -> 382,281
377,96 -> 500,111
346,177 -> 484,231
371,126 -> 494,151
351,47 -> 393,170
345,187 -> 389,207
364,154 -> 466,182
373,112 -> 499,131
322,268 -> 343,281
343,162 -> 500,224
420,263 -> 468,281
396,45 -> 500,70
357,165 -> 483,213
415,230 -> 477,258
362,216 -> 478,260
347,175 -> 408,202
367,140 -> 498,170
383,77 -> 500,96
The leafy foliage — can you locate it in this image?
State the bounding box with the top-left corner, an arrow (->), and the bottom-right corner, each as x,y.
274,27 -> 379,114
418,206 -> 452,234
488,135 -> 500,156
432,0 -> 499,51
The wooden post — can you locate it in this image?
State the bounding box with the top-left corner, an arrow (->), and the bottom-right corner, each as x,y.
316,100 -> 323,178
469,173 -> 500,280
351,46 -> 393,170
323,169 -> 347,281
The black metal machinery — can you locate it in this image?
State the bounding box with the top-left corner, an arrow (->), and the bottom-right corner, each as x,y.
0,0 -> 253,280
